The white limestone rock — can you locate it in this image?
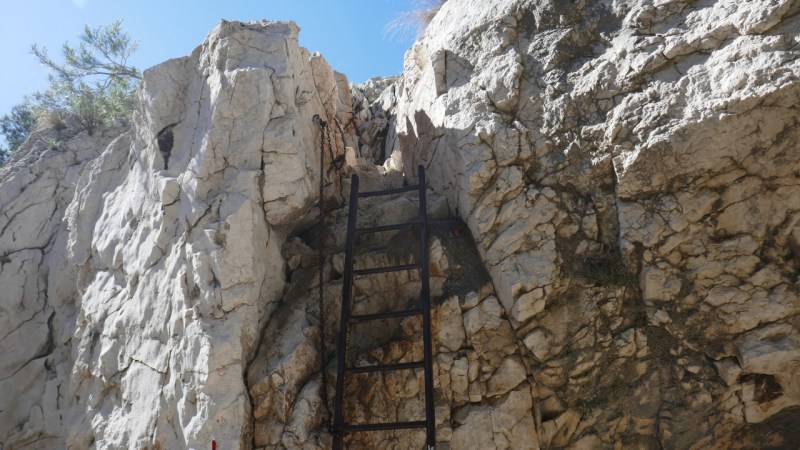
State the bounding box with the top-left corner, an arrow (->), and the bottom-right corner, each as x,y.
451,386 -> 538,450
486,356 -> 527,398
357,76 -> 398,104
462,295 -> 517,366
4,0 -> 800,448
433,295 -> 467,352
0,20 -> 347,449
387,0 -> 800,446
736,324 -> 800,375
0,126 -> 125,449
714,358 -> 742,387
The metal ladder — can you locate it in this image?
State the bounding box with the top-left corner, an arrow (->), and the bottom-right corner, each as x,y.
331,165 -> 436,450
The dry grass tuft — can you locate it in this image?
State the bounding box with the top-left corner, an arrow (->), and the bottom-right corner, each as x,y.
384,0 -> 447,40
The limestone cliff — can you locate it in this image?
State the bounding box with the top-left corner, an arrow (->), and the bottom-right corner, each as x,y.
383,0 -> 800,448
1,1 -> 800,449
1,20 -> 350,449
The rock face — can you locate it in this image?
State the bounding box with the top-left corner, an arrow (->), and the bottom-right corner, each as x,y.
0,20 -> 351,449
384,0 -> 800,447
0,126 -> 125,449
2,2 -> 800,449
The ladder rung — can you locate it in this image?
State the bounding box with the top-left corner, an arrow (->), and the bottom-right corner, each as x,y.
355,220 -> 419,234
334,166 -> 435,450
350,308 -> 424,323
429,218 -> 464,226
340,420 -> 427,433
346,360 -> 424,373
353,263 -> 420,276
358,185 -> 419,197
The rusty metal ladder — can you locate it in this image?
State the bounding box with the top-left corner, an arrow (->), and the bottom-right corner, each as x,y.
331,165 -> 436,450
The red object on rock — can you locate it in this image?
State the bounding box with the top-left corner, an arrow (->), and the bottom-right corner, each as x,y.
212,440 -> 217,450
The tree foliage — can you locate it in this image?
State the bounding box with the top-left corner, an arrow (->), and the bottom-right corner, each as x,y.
31,20 -> 141,134
0,21 -> 141,165
0,102 -> 38,163
32,21 -> 141,85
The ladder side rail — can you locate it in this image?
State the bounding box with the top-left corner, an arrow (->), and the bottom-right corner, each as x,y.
332,173 -> 360,450
417,165 -> 436,449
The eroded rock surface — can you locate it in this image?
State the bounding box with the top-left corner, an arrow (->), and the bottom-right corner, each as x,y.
1,20 -> 350,449
384,0 -> 800,447
3,1 -> 800,449
0,126 -> 125,449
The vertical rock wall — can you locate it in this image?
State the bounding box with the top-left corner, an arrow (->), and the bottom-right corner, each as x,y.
3,2 -> 800,448
0,127 -> 123,449
0,20 -> 350,449
386,0 -> 800,447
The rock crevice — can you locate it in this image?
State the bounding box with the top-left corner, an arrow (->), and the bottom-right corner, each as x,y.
2,2 -> 800,448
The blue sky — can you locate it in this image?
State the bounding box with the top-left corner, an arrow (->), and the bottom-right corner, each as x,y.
0,0 -> 420,119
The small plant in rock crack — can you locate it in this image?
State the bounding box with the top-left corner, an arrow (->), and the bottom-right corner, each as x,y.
579,247 -> 638,287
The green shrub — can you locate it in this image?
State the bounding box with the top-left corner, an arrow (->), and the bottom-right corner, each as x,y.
0,21 -> 141,166
0,101 -> 37,163
31,20 -> 141,135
